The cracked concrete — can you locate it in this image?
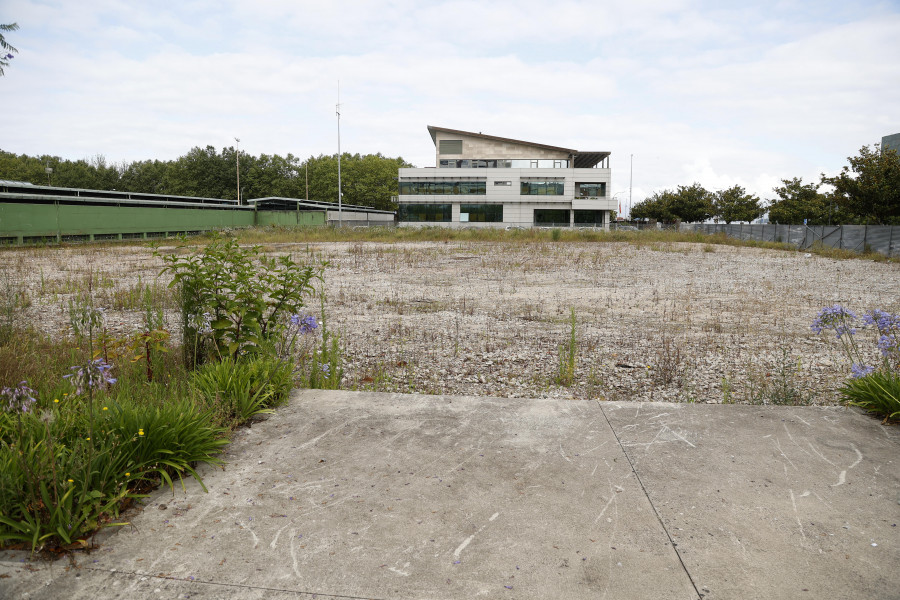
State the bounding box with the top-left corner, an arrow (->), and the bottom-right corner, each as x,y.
2,390 -> 898,599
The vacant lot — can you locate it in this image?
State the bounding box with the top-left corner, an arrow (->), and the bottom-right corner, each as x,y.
5,238 -> 898,404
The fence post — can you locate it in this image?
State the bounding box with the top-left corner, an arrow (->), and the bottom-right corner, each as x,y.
862,225 -> 867,253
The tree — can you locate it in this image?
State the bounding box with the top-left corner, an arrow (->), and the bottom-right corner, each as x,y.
669,183 -> 714,223
767,177 -> 830,225
821,144 -> 900,225
630,189 -> 677,222
713,185 -> 763,224
0,23 -> 19,77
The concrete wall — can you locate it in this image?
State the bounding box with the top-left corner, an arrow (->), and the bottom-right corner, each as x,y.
433,131 -> 570,165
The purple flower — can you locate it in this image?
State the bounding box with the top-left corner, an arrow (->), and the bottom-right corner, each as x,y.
878,334 -> 898,358
2,381 -> 37,414
850,363 -> 875,379
862,310 -> 900,335
811,305 -> 858,338
64,358 -> 117,395
290,314 -> 318,335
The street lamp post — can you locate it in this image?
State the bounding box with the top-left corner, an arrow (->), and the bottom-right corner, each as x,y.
235,138 -> 241,205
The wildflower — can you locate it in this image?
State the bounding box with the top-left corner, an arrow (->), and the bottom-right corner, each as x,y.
811,305 -> 858,339
102,406 -> 108,411
320,363 -> 331,377
862,310 -> 900,335
64,358 -> 117,395
39,410 -> 55,424
877,334 -> 898,358
138,428 -> 144,436
125,472 -> 130,477
68,479 -> 74,483
290,314 -> 319,335
188,312 -> 213,335
2,381 -> 37,414
850,363 -> 875,379
54,398 -> 59,403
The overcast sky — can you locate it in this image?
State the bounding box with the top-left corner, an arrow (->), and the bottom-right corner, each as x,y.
2,0 -> 899,208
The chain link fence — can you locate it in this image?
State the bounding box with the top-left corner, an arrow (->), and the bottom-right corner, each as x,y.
680,223 -> 900,258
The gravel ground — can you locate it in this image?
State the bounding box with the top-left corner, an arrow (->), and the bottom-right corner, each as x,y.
4,239 -> 898,405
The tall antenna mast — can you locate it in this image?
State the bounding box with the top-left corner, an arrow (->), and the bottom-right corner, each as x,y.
336,81 -> 342,227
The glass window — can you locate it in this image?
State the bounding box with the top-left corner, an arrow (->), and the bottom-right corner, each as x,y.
398,203 -> 452,222
520,180 -> 565,195
576,182 -> 606,197
494,181 -> 512,186
400,181 -> 485,195
534,209 -> 570,226
574,210 -> 604,224
460,204 -> 503,222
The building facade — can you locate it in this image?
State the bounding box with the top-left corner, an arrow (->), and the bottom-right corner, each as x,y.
398,126 -> 613,228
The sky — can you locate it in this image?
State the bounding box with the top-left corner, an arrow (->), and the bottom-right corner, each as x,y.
2,0 -> 899,211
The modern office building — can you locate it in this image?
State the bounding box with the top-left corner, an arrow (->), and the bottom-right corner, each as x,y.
882,133 -> 900,154
398,126 -> 613,228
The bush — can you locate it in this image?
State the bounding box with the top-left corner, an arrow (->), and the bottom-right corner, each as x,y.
190,355 -> 294,427
840,371 -> 900,422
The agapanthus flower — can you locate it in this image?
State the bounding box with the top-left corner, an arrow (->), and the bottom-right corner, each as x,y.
850,363 -> 875,379
2,381 -> 37,413
811,305 -> 858,338
64,358 -> 117,395
862,310 -> 900,335
188,311 -> 213,335
290,314 -> 318,335
877,334 -> 898,358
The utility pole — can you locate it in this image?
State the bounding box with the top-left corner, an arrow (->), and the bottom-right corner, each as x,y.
336,82 -> 343,226
629,154 -> 633,219
235,138 -> 241,205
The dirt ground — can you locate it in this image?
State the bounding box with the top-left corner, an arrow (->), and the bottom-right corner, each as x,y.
4,239 -> 898,404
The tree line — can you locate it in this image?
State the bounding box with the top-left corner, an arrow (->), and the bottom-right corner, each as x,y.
0,146 -> 413,212
631,144 -> 900,225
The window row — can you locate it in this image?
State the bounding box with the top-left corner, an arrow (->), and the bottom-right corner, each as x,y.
460,204 -> 503,223
399,181 -> 486,195
439,159 -> 569,169
576,182 -> 607,197
520,181 -> 565,195
398,203 -> 452,222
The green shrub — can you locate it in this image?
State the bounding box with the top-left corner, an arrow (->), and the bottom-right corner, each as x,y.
190,355 -> 293,427
840,371 -> 900,422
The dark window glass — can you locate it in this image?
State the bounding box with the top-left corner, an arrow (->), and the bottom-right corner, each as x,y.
400,181 -> 485,195
398,203 -> 452,222
574,210 -> 604,224
534,209 -> 570,226
460,204 -> 503,222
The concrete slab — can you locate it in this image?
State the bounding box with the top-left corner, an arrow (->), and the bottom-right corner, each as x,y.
603,402 -> 900,600
1,392 -> 897,600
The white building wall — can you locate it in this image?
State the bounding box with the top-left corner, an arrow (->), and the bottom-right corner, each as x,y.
398,166 -> 614,228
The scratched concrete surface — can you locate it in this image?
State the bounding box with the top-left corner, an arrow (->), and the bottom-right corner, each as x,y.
1,391 -> 897,600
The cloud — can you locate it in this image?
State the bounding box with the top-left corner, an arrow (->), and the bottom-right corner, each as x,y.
2,0 -> 897,206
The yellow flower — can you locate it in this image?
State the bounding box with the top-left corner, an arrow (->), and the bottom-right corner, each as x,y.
86,437 -> 90,441
138,429 -> 144,436
68,479 -> 74,483
125,472 -> 130,477
54,398 -> 59,403
102,406 -> 108,411
63,393 -> 69,396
